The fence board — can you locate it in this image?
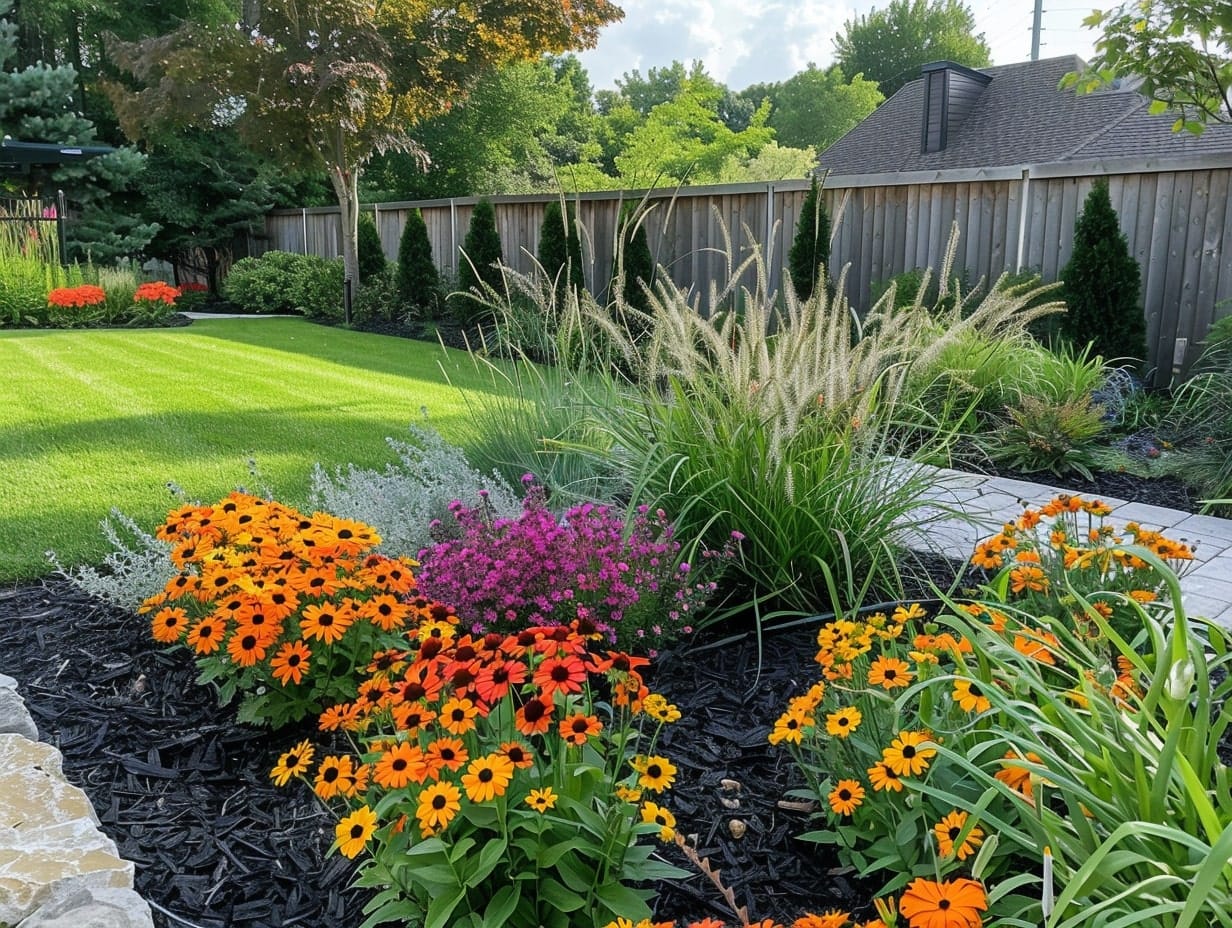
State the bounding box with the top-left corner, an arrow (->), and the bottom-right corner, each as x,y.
263,164 -> 1232,378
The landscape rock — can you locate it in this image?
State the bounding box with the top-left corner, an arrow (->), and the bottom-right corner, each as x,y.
0,734 -> 135,926
17,883 -> 153,928
0,676 -> 38,742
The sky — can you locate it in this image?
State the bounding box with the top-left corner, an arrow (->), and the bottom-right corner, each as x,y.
576,0 -> 1120,92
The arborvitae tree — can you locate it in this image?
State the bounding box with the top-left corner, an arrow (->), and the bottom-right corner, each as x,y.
788,175 -> 831,303
357,214 -> 387,283
538,199 -> 584,293
395,209 -> 442,318
613,205 -> 655,342
454,199 -> 504,322
1058,180 -> 1146,363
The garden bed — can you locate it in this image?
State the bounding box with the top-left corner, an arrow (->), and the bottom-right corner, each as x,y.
0,560 -> 964,928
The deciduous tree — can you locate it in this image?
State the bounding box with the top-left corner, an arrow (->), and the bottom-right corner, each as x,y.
833,0 -> 991,98
1061,0 -> 1231,132
768,65 -> 883,150
104,0 -> 621,292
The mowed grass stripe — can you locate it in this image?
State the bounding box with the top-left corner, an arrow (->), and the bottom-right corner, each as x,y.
0,318 -> 491,582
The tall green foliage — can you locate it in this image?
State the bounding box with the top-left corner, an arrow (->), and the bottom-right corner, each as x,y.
0,0 -> 155,262
788,175 -> 831,302
395,209 -> 442,318
1058,181 -> 1146,363
357,214 -> 387,284
537,199 -> 584,293
834,0 -> 991,98
454,199 -> 504,323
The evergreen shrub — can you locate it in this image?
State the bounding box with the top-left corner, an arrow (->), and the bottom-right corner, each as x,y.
788,175 -> 830,302
357,214 -> 387,284
395,209 -> 442,319
538,199 -> 584,295
1058,180 -> 1145,363
451,199 -> 504,324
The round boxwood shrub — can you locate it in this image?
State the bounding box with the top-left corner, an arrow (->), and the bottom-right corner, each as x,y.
222,251 -> 310,314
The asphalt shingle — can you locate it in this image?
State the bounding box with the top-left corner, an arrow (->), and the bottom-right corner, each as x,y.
818,55 -> 1232,175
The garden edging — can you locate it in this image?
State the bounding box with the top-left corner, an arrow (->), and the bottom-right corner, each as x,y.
0,673 -> 153,928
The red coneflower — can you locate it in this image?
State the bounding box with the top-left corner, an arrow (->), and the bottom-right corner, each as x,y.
532,654 -> 588,697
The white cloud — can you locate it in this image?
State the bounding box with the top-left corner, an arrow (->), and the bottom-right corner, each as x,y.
576,0 -> 1118,92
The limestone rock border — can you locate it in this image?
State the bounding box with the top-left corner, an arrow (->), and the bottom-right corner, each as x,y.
0,673 -> 154,928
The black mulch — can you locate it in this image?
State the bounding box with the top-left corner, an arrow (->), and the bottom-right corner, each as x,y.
2,576 -> 950,928
978,464 -> 1199,514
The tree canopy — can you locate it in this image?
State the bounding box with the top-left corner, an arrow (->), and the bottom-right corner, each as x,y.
833,0 -> 991,98
1061,0 -> 1231,132
761,64 -> 883,150
104,0 -> 622,289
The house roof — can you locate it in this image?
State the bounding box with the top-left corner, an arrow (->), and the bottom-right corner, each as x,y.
817,55 -> 1232,175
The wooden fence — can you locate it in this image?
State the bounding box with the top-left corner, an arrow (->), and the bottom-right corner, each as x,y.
263,181 -> 813,311
262,151 -> 1232,378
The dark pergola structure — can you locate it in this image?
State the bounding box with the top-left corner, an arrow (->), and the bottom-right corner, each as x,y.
0,139 -> 115,263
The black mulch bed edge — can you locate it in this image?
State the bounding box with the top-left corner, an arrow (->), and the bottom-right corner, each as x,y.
975,463 -> 1199,515
0,561 -> 975,928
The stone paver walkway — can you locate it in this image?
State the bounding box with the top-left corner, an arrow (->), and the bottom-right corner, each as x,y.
901,466 -> 1232,628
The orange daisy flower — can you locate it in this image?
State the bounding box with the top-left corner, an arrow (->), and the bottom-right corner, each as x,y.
439,696 -> 480,735
882,731 -> 936,777
461,753 -> 515,803
533,654 -> 588,696
828,779 -> 865,816
270,640 -> 312,685
373,741 -> 429,789
559,712 -> 603,746
186,616 -> 226,654
952,678 -> 991,713
868,656 -> 913,689
934,810 -> 984,860
151,607 -> 190,643
899,877 -> 987,928
227,629 -> 268,667
425,736 -> 469,772
300,602 -> 353,645
515,696 -> 555,736
867,761 -> 904,793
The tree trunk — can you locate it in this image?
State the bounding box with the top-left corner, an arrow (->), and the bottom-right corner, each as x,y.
328,163 -> 362,298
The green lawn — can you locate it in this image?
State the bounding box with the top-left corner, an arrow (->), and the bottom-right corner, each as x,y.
0,318 -> 497,582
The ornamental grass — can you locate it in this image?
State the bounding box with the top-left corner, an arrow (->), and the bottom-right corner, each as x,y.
275,616 -> 688,928
141,491 -> 422,727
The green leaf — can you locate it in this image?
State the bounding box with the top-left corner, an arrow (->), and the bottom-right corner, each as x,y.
1148,99 -> 1169,115
554,852 -> 597,892
481,884 -> 521,927
466,836 -> 508,888
537,876 -> 586,913
425,885 -> 467,928
595,881 -> 654,918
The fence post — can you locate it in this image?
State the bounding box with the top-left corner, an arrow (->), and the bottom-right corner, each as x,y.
56,190 -> 68,266
1014,168 -> 1030,272
301,208 -> 308,256
449,199 -> 457,271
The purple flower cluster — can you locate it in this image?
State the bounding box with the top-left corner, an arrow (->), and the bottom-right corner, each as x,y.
416,479 -> 734,653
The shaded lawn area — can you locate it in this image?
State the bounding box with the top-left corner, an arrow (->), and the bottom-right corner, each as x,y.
0,318 -> 499,582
